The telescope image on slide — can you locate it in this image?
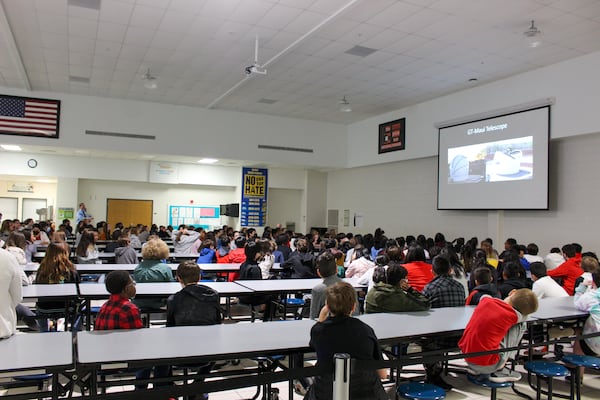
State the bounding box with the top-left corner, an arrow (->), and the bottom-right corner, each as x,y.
448,136 -> 533,184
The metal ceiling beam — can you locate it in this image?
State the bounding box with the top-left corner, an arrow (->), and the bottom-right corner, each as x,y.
206,0 -> 362,110
0,0 -> 32,90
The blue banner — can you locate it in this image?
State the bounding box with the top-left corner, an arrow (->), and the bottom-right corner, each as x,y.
241,167 -> 268,227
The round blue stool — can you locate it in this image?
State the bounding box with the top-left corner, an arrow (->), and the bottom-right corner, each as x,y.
561,354 -> 600,400
467,373 -> 513,400
525,361 -> 569,400
397,382 -> 446,400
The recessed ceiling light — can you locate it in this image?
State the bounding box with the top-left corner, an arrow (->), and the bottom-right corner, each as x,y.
1,144 -> 22,151
198,158 -> 218,164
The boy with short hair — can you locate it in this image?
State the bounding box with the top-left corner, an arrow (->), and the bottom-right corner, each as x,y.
166,260 -> 221,327
530,262 -> 569,299
305,282 -> 387,400
309,252 -> 343,320
466,267 -> 500,305
459,288 -> 539,382
94,270 -> 143,330
167,261 -> 221,400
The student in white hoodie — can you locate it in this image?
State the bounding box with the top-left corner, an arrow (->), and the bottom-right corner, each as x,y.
0,248 -> 22,338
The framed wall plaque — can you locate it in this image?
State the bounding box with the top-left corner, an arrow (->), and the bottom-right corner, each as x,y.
378,117 -> 405,154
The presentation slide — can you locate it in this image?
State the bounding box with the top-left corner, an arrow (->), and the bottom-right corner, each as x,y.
438,107 -> 549,210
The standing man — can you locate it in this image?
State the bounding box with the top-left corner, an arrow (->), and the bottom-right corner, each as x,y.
76,203 -> 93,225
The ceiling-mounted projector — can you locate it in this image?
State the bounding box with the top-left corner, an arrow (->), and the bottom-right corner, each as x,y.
245,64 -> 267,76
244,35 -> 267,76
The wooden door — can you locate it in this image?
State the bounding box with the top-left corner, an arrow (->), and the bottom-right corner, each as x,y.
106,199 -> 153,229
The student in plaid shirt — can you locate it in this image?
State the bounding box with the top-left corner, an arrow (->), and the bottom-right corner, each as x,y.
94,270 -> 142,330
421,255 -> 466,391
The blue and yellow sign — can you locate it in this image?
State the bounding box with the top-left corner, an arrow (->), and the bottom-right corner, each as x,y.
241,167 -> 268,226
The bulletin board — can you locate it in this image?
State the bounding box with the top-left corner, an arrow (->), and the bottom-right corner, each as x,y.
168,205 -> 220,230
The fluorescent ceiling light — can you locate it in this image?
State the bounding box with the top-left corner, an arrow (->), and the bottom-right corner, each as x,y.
140,154 -> 155,159
198,158 -> 218,164
1,144 -> 22,151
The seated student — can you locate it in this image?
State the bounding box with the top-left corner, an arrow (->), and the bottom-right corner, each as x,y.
466,268 -> 500,305
459,289 -> 539,382
530,262 -> 569,299
358,254 -> 390,294
310,252 -> 344,320
422,255 -> 466,308
401,245 -> 434,292
468,249 -> 499,291
166,261 -> 222,400
421,255 -> 466,390
345,247 -> 375,279
305,282 -> 387,400
516,245 -> 531,270
132,239 -> 174,311
497,262 -> 530,299
114,236 -> 138,264
167,260 -> 221,326
196,239 -> 216,264
544,247 -> 564,271
573,271 -> 600,378
524,243 -> 544,264
365,261 -> 431,313
75,230 -> 99,264
94,270 -> 143,330
215,235 -> 231,263
282,238 -> 317,279
579,255 -> 599,291
237,241 -> 272,321
0,247 -> 23,339
548,244 -> 583,295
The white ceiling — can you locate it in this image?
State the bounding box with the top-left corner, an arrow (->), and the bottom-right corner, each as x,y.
1,0 -> 600,127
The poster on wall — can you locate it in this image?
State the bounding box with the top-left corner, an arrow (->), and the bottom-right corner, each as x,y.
378,117 -> 406,154
0,95 -> 61,138
168,205 -> 220,229
241,167 -> 268,227
149,161 -> 179,183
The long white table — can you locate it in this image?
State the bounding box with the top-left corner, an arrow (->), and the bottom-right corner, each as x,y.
529,296 -> 588,321
21,283 -> 79,300
235,277 -> 365,293
78,319 -> 314,365
78,281 -> 253,298
358,306 -> 476,342
0,332 -> 73,372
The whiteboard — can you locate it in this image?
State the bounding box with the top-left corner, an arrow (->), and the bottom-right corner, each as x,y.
0,197 -> 18,220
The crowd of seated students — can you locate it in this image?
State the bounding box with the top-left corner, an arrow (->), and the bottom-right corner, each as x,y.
5,220 -> 600,397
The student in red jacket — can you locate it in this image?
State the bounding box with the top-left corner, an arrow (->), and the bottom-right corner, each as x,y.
401,245 -> 434,292
459,289 -> 538,382
547,243 -> 583,295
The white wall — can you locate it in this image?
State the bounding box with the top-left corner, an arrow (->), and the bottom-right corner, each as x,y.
328,131 -> 600,254
347,50 -> 600,168
0,152 -> 317,231
267,188 -> 302,231
0,88 -> 347,169
0,178 -> 56,221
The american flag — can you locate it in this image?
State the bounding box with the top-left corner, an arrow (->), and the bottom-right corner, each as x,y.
0,95 -> 60,138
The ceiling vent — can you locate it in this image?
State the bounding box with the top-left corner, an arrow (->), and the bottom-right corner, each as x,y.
68,0 -> 101,10
258,144 -> 313,153
257,98 -> 278,104
344,45 -> 377,57
85,130 -> 155,140
69,75 -> 90,84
